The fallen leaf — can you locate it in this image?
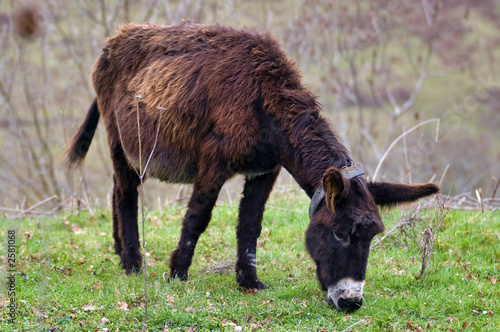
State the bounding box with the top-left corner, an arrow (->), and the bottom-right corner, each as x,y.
100,317 -> 110,324
166,295 -> 175,305
185,307 -> 196,313
465,274 -> 477,281
71,224 -> 84,234
483,310 -> 493,316
82,304 -> 96,311
246,289 -> 258,296
116,302 -> 129,311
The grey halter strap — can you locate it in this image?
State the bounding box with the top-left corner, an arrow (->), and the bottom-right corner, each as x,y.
308,163 -> 365,220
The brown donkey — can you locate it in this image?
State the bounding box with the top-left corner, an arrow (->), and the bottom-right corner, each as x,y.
67,22 -> 439,312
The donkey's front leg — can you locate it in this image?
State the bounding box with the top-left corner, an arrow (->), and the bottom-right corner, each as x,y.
169,179 -> 223,281
236,167 -> 280,289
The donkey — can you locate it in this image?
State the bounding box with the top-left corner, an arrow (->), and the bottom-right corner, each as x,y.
66,22 -> 439,312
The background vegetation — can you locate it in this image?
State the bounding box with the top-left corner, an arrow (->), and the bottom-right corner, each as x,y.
0,0 -> 499,210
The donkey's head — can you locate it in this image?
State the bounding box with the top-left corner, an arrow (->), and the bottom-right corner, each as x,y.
306,165 -> 439,312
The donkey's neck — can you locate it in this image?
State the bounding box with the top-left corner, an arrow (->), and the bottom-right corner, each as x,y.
278,109 -> 352,198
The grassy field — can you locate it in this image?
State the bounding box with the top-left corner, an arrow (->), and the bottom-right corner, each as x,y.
0,195 -> 499,331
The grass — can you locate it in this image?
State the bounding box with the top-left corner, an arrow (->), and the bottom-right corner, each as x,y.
0,195 -> 499,331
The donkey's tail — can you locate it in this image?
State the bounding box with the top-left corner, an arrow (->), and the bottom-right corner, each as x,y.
65,98 -> 100,168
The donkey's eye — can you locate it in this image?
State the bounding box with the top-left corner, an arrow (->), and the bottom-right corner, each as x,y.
333,231 -> 350,245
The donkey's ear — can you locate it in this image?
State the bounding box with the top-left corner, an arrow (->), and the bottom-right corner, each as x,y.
367,182 -> 439,207
322,167 -> 349,213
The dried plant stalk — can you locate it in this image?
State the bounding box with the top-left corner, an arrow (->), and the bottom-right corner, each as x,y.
420,228 -> 434,278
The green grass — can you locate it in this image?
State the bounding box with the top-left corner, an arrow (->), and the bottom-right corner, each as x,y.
0,197 -> 499,331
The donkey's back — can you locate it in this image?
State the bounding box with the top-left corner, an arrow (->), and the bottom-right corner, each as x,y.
88,22 -> 300,183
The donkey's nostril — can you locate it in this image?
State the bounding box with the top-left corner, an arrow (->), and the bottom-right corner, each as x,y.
337,297 -> 362,313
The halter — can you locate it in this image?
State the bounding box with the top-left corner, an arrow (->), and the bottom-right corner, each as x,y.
308,163 -> 365,219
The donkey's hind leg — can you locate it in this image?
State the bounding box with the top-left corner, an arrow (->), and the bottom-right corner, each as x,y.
110,144 -> 141,274
236,167 -> 280,289
112,176 -> 122,256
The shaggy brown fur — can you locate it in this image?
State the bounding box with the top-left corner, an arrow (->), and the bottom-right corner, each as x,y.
67,22 -> 439,312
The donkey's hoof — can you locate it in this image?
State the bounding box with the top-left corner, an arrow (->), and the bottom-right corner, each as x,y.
169,271 -> 188,282
125,265 -> 142,275
122,256 -> 142,275
238,278 -> 267,290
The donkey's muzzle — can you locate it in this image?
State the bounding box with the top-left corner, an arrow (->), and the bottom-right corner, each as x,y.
327,278 -> 365,312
